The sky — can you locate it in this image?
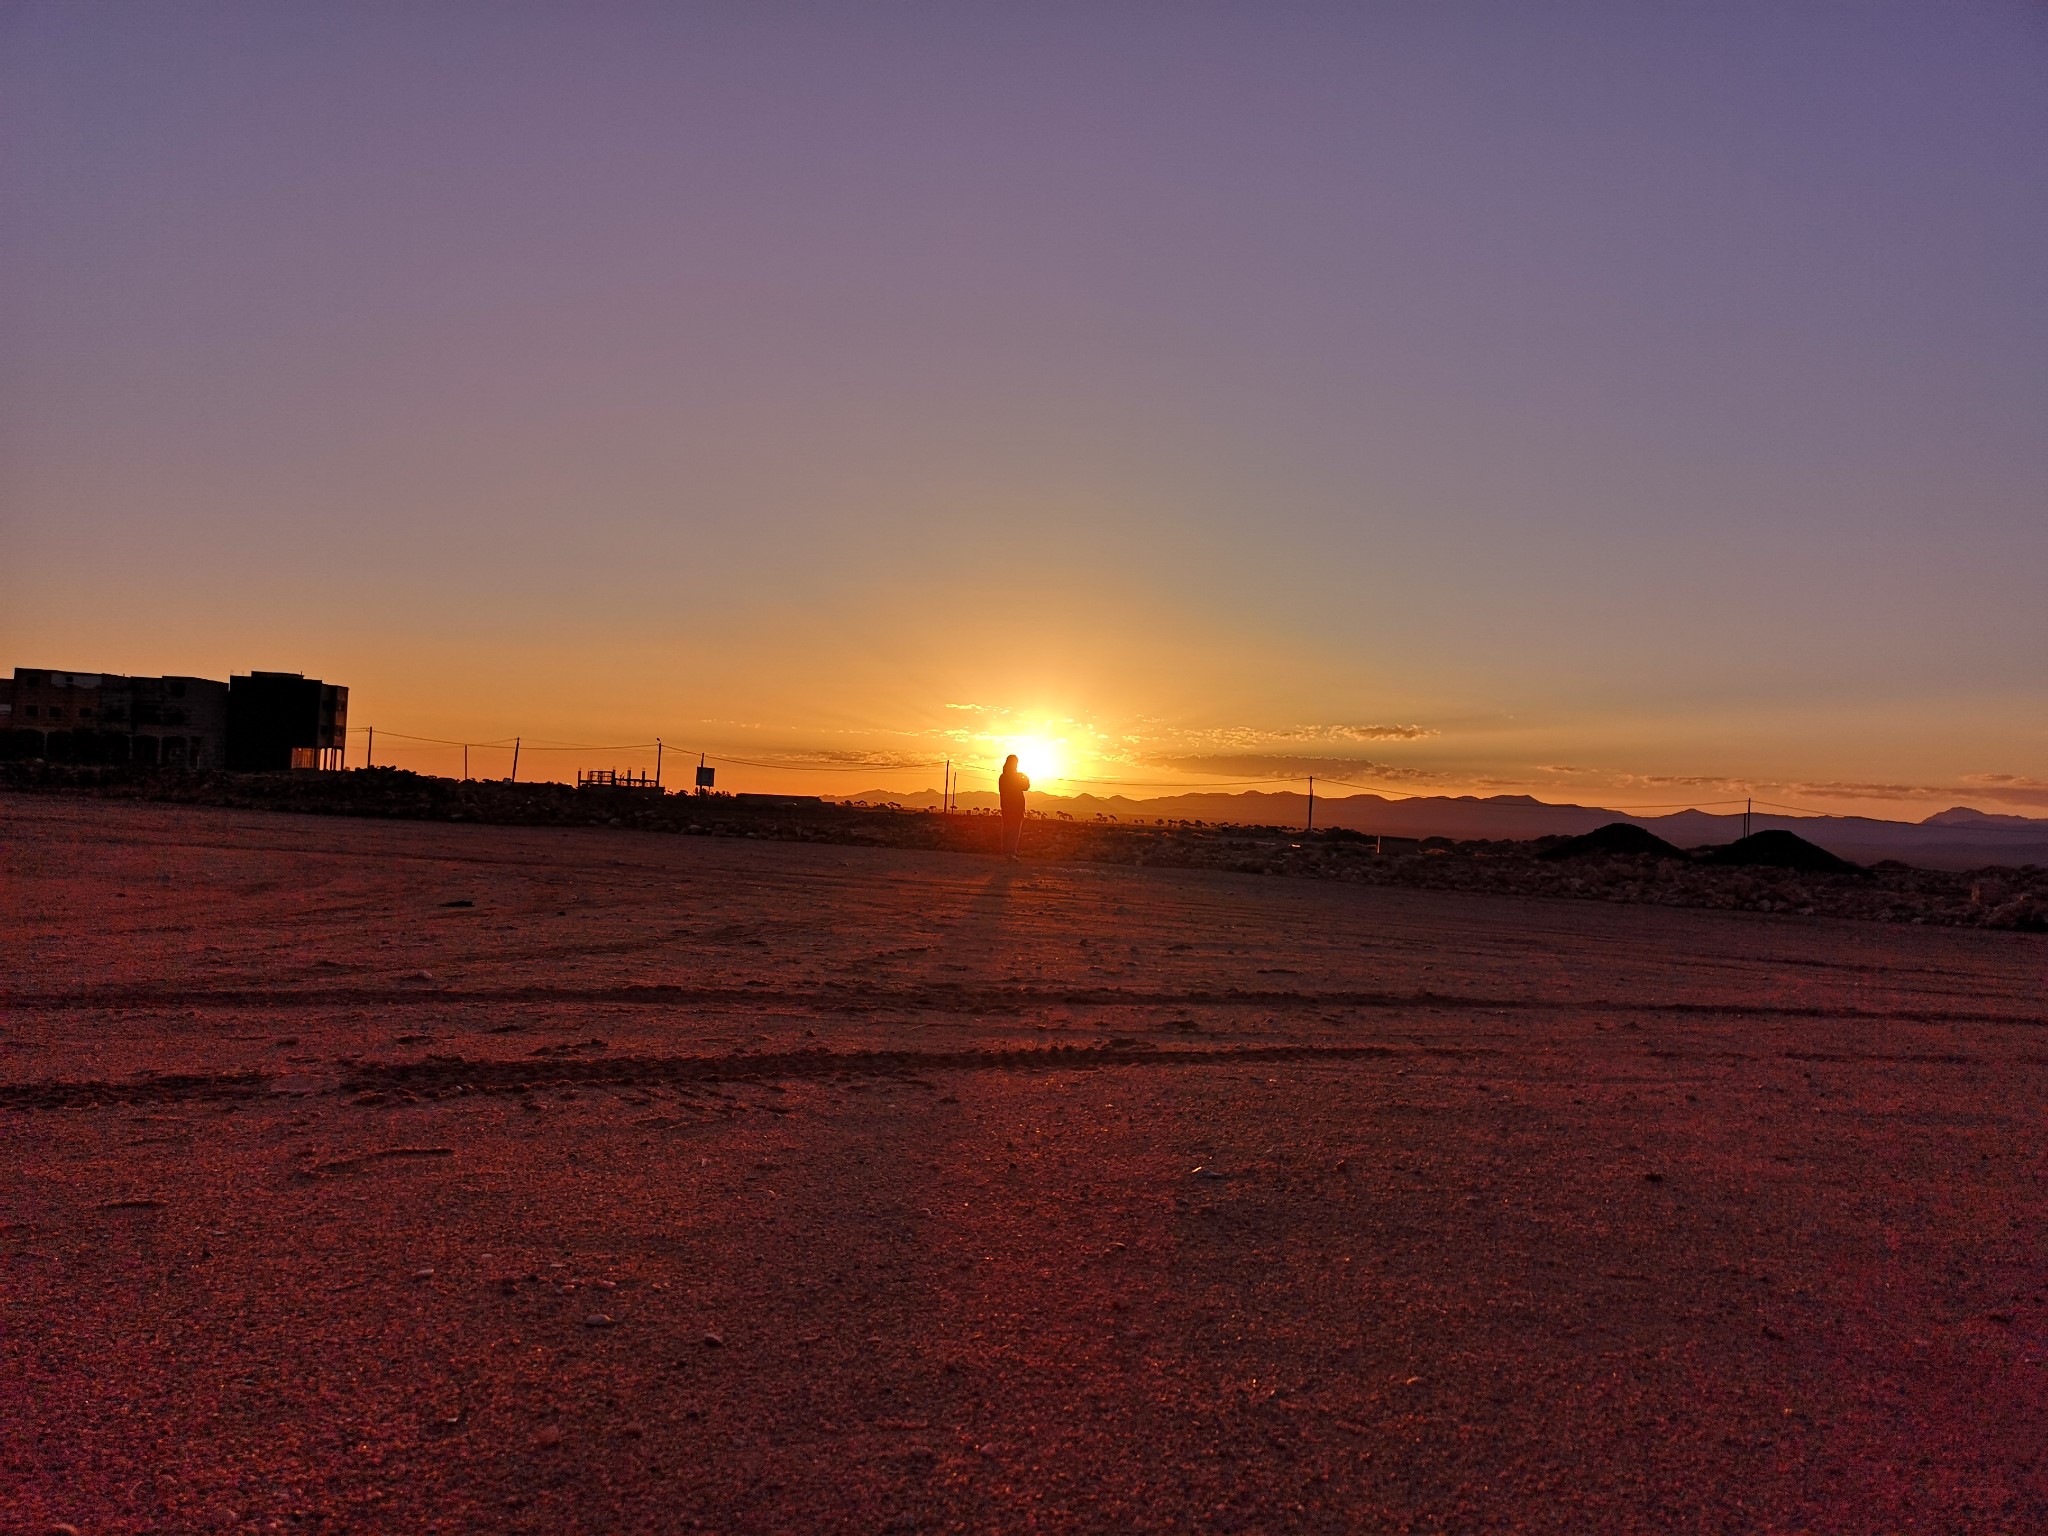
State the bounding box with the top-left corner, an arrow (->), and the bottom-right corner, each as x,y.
5,2 -> 2045,815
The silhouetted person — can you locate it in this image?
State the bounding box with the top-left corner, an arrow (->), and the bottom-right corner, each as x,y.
999,754 -> 1029,859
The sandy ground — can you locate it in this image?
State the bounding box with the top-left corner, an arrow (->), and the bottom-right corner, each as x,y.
4,792 -> 2047,1534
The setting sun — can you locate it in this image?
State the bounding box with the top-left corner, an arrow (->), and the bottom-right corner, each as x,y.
999,734 -> 1068,785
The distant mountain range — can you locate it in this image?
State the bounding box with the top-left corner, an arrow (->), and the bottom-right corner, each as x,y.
854,789 -> 2048,870
1919,806 -> 2046,828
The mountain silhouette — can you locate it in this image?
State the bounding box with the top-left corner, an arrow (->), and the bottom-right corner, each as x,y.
1540,822 -> 1686,861
1699,830 -> 1860,874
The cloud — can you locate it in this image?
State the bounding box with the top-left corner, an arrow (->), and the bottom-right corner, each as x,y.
1777,780 -> 1940,802
729,749 -> 938,771
1728,776 -> 2048,811
1605,772 -> 2048,811
1957,774 -> 2048,809
1145,754 -> 1445,782
1323,724 -> 1436,742
1612,774 -> 1751,791
1168,723 -> 1437,749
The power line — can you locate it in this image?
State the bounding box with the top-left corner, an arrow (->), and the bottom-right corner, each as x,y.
348,728 -> 519,748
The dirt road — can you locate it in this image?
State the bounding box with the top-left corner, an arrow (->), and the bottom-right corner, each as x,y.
4,794 -> 2045,1532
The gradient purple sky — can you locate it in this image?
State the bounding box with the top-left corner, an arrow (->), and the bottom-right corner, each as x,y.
5,3 -> 2044,811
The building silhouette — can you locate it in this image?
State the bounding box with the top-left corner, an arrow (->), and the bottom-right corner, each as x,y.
225,671 -> 348,770
0,666 -> 346,770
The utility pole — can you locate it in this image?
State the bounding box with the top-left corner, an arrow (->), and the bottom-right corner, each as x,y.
944,759 -> 951,812
1745,797 -> 1752,839
1306,775 -> 1315,832
366,726 -> 373,769
463,743 -> 469,781
510,737 -> 520,783
655,738 -> 663,791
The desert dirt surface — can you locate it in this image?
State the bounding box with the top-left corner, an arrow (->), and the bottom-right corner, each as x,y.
4,792 -> 2047,1534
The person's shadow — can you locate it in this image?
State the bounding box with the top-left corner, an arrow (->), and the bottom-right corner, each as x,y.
917,866 -> 1027,984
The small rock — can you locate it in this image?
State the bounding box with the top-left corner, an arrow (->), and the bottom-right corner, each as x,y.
702,1331 -> 725,1347
621,1421 -> 646,1438
1643,1172 -> 1666,1184
584,1312 -> 614,1328
413,1267 -> 436,1279
535,1424 -> 562,1447
50,1525 -> 82,1536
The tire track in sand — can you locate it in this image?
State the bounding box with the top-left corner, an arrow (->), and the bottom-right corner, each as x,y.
1,982 -> 2039,1028
0,1041 -> 1493,1110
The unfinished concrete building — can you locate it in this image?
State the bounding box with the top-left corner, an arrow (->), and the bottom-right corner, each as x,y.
0,668 -> 230,767
0,666 -> 346,770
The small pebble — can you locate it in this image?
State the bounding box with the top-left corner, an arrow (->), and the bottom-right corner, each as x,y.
413,1267 -> 435,1279
585,1312 -> 614,1328
535,1424 -> 562,1447
702,1331 -> 725,1347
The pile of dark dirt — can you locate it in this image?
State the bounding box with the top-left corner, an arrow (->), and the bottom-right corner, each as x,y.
1700,830 -> 1861,874
1540,822 -> 1686,861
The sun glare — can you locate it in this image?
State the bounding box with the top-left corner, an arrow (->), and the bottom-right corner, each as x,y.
1001,735 -> 1068,785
